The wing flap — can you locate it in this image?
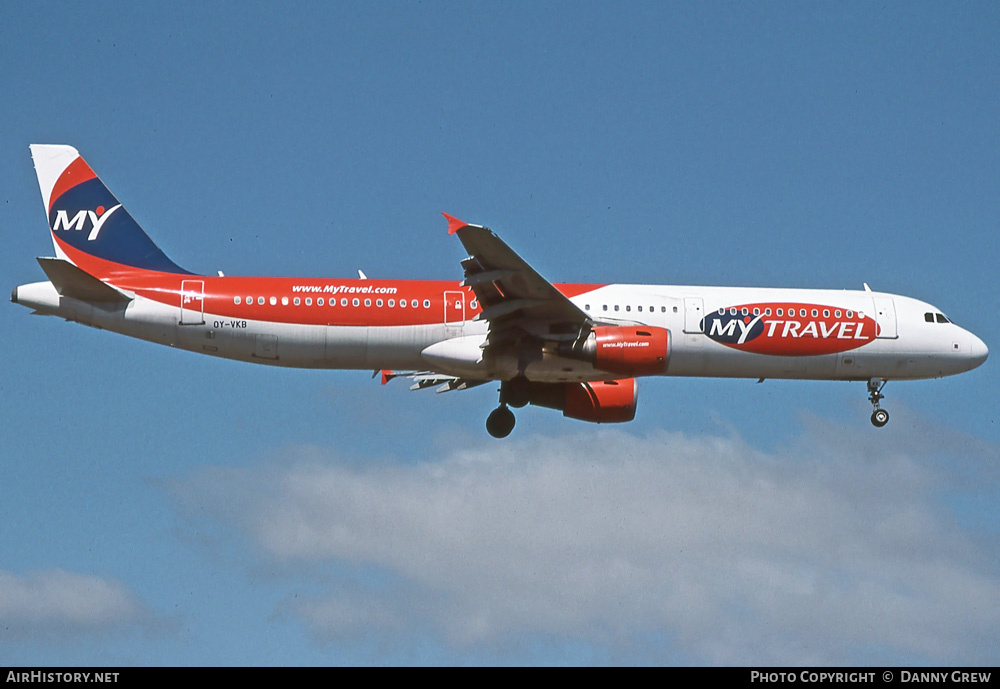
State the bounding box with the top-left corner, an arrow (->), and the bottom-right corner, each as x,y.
379,370 -> 487,394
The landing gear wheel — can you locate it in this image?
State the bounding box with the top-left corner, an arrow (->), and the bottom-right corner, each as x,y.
486,406 -> 516,438
866,378 -> 889,428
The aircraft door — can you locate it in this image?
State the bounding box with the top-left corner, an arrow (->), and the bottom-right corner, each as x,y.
683,297 -> 704,334
180,280 -> 205,325
444,290 -> 465,336
872,296 -> 898,339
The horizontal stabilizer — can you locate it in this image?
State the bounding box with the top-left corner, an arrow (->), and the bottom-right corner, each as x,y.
36,257 -> 131,302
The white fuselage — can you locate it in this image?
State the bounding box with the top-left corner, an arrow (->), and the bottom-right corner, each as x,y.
13,278 -> 988,384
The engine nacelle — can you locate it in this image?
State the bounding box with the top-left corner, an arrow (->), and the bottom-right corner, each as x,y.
563,379 -> 638,423
510,378 -> 638,424
571,326 -> 670,376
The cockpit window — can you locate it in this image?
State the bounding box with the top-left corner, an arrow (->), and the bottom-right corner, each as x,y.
936,313 -> 950,324
925,312 -> 934,323
925,312 -> 952,324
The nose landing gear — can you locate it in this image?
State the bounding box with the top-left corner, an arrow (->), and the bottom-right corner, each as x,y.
867,378 -> 889,427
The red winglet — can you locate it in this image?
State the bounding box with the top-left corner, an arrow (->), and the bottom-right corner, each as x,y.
381,370 -> 393,385
442,212 -> 467,235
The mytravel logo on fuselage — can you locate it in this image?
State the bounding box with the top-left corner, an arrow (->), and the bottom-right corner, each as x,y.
702,303 -> 877,356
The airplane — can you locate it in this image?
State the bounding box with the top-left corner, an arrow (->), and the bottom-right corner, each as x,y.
13,145 -> 988,438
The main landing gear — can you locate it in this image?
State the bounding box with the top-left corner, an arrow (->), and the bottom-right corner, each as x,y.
485,378 -> 532,438
867,378 -> 889,428
486,405 -> 515,438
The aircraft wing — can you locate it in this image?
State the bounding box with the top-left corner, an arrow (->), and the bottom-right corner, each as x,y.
445,214 -> 591,349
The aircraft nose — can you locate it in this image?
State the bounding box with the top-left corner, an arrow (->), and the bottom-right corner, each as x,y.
967,333 -> 989,370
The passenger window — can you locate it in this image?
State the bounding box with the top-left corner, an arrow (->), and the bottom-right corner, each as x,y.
423,299 -> 430,308
257,297 -> 265,305
376,299 -> 382,307
234,296 -> 241,305
282,297 -> 289,306
603,305 -> 608,312
626,305 -> 631,312
341,298 -> 348,307
306,298 -> 313,306
614,305 -> 619,312
318,298 -> 324,306
269,297 -> 277,306
388,299 -> 395,307
352,298 -> 359,307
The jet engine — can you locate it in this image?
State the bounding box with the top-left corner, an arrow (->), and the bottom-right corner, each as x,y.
562,325 -> 670,376
505,378 -> 638,423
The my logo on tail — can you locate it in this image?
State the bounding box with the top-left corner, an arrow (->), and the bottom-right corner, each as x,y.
52,204 -> 123,241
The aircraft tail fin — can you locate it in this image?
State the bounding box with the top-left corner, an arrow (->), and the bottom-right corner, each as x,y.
29,145 -> 192,275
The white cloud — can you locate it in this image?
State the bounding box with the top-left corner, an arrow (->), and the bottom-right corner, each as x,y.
174,412 -> 1000,664
0,569 -> 147,636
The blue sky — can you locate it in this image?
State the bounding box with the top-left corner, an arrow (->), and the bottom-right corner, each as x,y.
2,1 -> 998,665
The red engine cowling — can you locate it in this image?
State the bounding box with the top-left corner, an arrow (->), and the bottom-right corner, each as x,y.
563,379 -> 638,423
586,326 -> 669,376
518,378 -> 639,424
